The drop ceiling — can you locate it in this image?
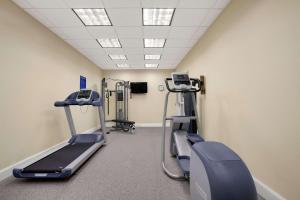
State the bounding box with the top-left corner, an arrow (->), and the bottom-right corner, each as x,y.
12,0 -> 231,70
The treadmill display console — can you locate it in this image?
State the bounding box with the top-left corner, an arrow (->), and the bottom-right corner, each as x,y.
172,73 -> 191,90
76,90 -> 92,102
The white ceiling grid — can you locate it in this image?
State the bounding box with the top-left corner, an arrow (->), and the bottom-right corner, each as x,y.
13,0 -> 231,69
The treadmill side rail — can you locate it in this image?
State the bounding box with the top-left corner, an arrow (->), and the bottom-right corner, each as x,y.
12,141 -> 104,179
65,141 -> 104,174
13,168 -> 72,179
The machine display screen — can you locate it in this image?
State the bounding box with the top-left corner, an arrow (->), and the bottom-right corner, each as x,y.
80,76 -> 86,90
172,74 -> 190,85
77,90 -> 92,99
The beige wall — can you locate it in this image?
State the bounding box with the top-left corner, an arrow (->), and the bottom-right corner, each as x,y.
0,0 -> 103,170
103,70 -> 175,124
176,0 -> 300,199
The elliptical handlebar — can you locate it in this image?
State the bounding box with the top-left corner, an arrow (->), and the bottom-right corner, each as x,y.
165,78 -> 202,93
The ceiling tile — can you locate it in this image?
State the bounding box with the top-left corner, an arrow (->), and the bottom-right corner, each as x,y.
86,26 -> 117,38
25,9 -> 54,27
172,9 -> 208,26
145,60 -> 159,64
168,27 -> 198,38
102,0 -> 141,8
202,9 -> 222,26
119,38 -> 143,48
165,39 -> 197,48
143,26 -> 171,38
104,48 -> 125,54
115,27 -> 143,38
113,60 -> 129,65
144,48 -> 164,54
163,47 -> 190,54
159,65 -> 177,69
161,53 -> 185,62
50,27 -> 68,39
126,54 -> 144,61
214,0 -> 231,8
177,0 -> 217,8
27,0 -> 68,8
36,9 -> 83,27
123,48 -> 144,54
106,8 -> 142,26
66,39 -> 100,48
191,27 -> 207,40
141,0 -> 179,8
52,27 -> 93,39
65,39 -> 82,48
12,0 -> 33,8
63,0 -> 104,8
130,64 -> 144,68
92,58 -> 115,66
17,0 -> 228,69
159,61 -> 177,67
80,48 -> 106,55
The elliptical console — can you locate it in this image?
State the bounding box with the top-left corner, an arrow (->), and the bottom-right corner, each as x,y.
171,72 -> 192,90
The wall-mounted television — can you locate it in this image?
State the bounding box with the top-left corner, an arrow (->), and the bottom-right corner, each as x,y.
130,82 -> 148,94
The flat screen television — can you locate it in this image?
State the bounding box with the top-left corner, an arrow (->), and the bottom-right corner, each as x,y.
130,82 -> 148,94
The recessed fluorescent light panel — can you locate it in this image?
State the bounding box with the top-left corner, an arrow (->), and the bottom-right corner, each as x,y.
145,54 -> 161,60
145,64 -> 159,68
143,8 -> 175,26
144,39 -> 166,48
97,38 -> 121,48
117,64 -> 130,68
109,55 -> 127,60
73,9 -> 111,26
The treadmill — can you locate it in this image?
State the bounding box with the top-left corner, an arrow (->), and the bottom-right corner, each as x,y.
13,90 -> 107,179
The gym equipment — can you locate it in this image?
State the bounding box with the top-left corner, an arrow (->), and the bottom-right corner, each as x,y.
13,90 -> 106,179
101,78 -> 135,133
162,73 -> 257,200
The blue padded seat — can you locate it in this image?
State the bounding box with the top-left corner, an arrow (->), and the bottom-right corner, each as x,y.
192,142 -> 257,200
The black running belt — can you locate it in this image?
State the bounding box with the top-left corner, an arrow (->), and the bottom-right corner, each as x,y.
23,143 -> 94,173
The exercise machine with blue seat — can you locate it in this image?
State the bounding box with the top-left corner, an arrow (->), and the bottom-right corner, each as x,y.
13,89 -> 107,179
162,72 -> 257,200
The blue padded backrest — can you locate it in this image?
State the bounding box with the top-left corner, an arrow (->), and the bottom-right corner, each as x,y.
192,142 -> 257,200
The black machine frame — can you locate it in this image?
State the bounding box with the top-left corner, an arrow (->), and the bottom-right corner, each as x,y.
101,78 -> 135,133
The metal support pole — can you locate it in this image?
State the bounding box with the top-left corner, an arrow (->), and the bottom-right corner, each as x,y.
191,92 -> 202,136
64,106 -> 76,136
161,92 -> 186,180
98,107 -> 107,143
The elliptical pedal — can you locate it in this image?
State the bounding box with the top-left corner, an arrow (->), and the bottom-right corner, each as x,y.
186,133 -> 204,145
177,156 -> 190,178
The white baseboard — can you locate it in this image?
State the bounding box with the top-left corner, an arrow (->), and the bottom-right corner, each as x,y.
106,122 -> 170,128
82,126 -> 101,133
0,140 -> 68,182
254,177 -> 286,200
135,123 -> 164,127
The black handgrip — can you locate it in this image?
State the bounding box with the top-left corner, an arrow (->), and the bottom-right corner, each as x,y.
165,78 -> 177,92
165,78 -> 202,93
54,101 -> 66,107
78,101 -> 86,106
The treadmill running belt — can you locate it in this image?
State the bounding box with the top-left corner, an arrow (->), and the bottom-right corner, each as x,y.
23,143 -> 94,173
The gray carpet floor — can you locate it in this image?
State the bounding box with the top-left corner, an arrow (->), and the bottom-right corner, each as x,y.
0,127 -> 263,200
